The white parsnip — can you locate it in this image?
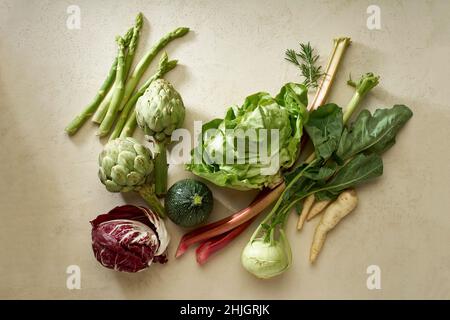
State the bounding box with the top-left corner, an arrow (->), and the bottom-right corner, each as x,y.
307,199 -> 332,221
297,194 -> 315,230
309,189 -> 358,263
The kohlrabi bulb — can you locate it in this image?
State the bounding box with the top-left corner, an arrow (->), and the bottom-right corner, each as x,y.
241,231 -> 292,279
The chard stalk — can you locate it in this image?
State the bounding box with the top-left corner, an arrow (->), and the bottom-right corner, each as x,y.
250,162 -> 316,242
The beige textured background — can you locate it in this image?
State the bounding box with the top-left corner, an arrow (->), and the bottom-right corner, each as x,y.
1,0 -> 449,299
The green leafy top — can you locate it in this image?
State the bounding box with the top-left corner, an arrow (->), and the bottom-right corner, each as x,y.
337,105 -> 413,161
265,102 -> 413,232
304,104 -> 343,160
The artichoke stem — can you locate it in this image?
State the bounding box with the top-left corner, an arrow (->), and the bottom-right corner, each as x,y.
154,142 -> 168,197
138,185 -> 166,218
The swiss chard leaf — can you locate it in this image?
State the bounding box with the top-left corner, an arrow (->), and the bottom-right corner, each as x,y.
302,161 -> 338,181
337,105 -> 413,160
284,163 -> 308,185
313,153 -> 383,200
304,104 -> 344,160
286,175 -> 316,204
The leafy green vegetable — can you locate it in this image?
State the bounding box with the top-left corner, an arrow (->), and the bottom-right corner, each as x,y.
337,105 -> 413,160
313,153 -> 383,200
186,83 -> 308,190
287,103 -> 410,206
303,161 -> 338,181
304,103 -> 343,160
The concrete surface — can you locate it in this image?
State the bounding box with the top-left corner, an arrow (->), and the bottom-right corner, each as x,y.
0,0 -> 449,299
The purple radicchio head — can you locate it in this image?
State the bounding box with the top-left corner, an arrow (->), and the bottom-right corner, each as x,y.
90,205 -> 170,273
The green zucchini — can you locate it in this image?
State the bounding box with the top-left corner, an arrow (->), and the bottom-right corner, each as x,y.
165,179 -> 213,227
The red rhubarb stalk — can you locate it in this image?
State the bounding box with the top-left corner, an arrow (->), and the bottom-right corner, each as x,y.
175,183 -> 285,258
196,217 -> 256,265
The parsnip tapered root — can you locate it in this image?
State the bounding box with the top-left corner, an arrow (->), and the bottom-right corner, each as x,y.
310,189 -> 358,263
307,199 -> 332,221
297,194 -> 315,230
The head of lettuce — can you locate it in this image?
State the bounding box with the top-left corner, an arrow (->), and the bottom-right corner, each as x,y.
186,83 -> 308,190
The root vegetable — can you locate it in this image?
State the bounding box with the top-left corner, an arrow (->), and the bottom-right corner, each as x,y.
307,199 -> 332,221
310,189 -> 358,263
297,194 -> 314,230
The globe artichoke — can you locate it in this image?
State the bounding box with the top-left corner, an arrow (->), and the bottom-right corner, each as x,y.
136,78 -> 185,196
98,137 -> 165,218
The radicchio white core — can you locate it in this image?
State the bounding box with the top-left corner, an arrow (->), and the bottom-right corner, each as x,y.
90,205 -> 170,272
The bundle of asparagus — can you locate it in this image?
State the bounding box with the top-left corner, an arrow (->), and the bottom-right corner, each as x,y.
65,13 -> 189,139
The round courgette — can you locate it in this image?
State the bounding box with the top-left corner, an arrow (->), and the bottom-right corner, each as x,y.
165,179 -> 214,227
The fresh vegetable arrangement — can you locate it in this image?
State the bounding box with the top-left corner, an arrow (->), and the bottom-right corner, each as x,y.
176,38 -> 352,262
66,13 -> 191,272
177,38 -> 413,278
66,13 -> 413,278
242,101 -> 412,278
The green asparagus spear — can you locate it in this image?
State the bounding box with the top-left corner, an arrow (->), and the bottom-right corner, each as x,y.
97,37 -> 126,137
91,26 -> 135,124
64,25 -> 132,135
124,13 -> 143,80
120,109 -> 139,138
109,53 -> 178,140
123,26 -> 134,46
64,57 -> 117,135
120,27 -> 189,109
92,87 -> 113,124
